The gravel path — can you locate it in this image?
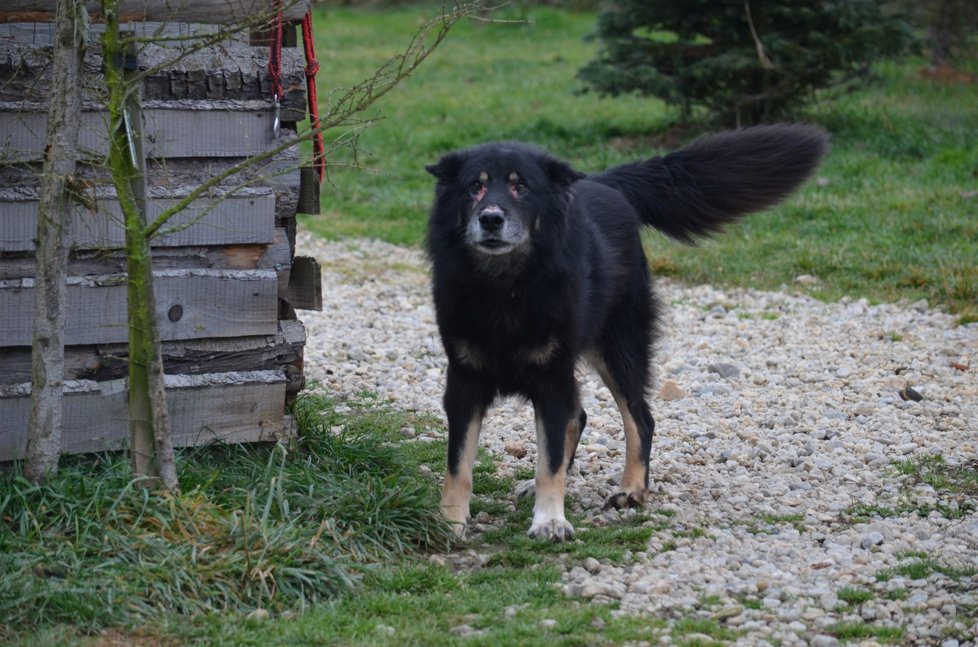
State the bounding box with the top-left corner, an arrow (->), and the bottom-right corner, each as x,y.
297,234 -> 978,647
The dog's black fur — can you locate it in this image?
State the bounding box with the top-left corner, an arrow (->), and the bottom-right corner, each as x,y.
425,124 -> 829,541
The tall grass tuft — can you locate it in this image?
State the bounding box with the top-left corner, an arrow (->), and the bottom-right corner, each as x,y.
0,396 -> 452,638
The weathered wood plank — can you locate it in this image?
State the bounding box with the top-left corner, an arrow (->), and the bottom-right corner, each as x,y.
0,21 -> 264,46
0,153 -> 301,224
0,105 -> 110,161
0,269 -> 278,346
0,41 -> 305,118
1,187 -> 276,251
0,101 -> 298,161
140,45 -> 305,118
0,370 -> 289,461
2,1 -> 310,25
0,227 -> 292,280
0,319 -> 305,385
286,255 -> 322,311
297,166 -> 321,214
0,38 -> 104,102
143,102 -> 286,158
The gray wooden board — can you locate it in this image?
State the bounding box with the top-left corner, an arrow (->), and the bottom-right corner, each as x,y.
0,102 -> 296,161
0,21 -> 257,46
286,255 -> 322,311
0,319 -> 305,384
1,188 -> 275,251
0,269 -> 278,346
0,226 -> 291,277
0,41 -> 305,118
0,370 -> 288,461
139,45 -> 305,118
3,1 -> 310,24
0,153 -> 301,223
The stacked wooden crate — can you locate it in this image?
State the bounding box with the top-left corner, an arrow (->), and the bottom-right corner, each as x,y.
0,3 -> 321,460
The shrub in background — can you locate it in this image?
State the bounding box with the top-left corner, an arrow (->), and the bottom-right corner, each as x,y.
898,0 -> 978,66
578,0 -> 916,127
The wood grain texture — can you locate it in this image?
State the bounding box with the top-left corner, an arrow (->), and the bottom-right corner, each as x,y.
0,370 -> 289,461
0,227 -> 292,280
0,269 -> 278,345
0,41 -> 305,117
0,319 -> 305,384
1,187 -> 276,251
2,1 -> 310,24
286,254 -> 321,311
0,102 -> 298,161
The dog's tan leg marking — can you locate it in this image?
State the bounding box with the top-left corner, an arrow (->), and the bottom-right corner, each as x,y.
527,413 -> 575,542
441,414 -> 482,537
614,400 -> 649,507
591,356 -> 649,510
564,413 -> 583,468
514,412 -> 582,499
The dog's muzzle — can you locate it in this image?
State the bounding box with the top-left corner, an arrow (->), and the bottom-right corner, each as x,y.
478,205 -> 505,234
467,204 -> 527,255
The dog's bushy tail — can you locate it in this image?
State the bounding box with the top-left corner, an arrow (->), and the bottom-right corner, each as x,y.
590,124 -> 829,243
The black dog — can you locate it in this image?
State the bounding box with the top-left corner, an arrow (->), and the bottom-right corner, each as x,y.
425,125 -> 828,541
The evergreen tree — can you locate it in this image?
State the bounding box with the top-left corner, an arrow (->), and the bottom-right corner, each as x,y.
578,0 -> 916,126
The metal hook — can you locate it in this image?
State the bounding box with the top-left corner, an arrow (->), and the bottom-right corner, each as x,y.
272,96 -> 281,138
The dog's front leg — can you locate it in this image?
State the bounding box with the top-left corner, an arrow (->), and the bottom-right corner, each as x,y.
527,390 -> 578,542
440,366 -> 488,538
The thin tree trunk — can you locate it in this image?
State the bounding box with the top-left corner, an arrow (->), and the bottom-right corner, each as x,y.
102,0 -> 178,491
24,0 -> 87,482
90,0 -> 474,491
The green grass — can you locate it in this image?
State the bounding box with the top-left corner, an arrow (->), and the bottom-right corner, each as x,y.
837,586 -> 874,607
827,621 -> 904,643
672,616 -> 742,646
883,588 -> 909,601
893,455 -> 978,496
877,555 -> 978,582
302,4 -> 978,322
3,395 -> 673,645
305,5 -> 657,244
844,455 -> 978,523
0,396 -> 452,643
159,563 -> 665,647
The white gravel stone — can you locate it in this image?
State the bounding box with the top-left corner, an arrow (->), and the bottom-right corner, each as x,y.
297,235 -> 978,646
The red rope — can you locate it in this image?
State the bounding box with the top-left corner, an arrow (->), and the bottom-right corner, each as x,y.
267,4 -> 324,184
267,0 -> 284,108
301,11 -> 325,184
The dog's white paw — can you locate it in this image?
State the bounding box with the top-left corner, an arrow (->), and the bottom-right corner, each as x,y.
514,479 -> 535,498
440,503 -> 470,540
448,520 -> 468,540
527,515 -> 575,542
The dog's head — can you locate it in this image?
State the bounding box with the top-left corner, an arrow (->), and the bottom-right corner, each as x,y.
426,143 -> 585,264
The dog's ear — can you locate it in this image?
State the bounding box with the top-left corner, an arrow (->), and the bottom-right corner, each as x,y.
425,151 -> 466,183
545,157 -> 586,187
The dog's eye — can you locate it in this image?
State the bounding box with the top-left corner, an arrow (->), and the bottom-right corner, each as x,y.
468,181 -> 484,196
509,179 -> 528,197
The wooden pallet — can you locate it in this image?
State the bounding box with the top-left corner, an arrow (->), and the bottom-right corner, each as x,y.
0,3 -> 321,461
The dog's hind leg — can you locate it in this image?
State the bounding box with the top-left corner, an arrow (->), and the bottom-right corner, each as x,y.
441,367 -> 492,538
601,385 -> 654,511
592,300 -> 656,511
566,408 -> 587,472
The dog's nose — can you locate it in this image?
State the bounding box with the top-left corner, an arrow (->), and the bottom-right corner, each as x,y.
478,207 -> 505,233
